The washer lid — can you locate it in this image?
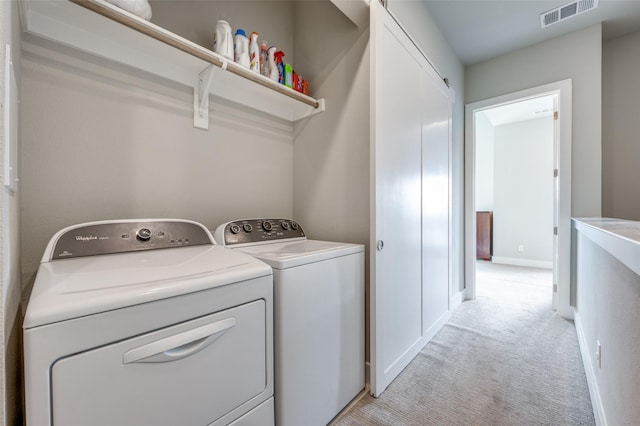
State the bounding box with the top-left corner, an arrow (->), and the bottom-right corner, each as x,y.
24,245 -> 271,329
234,239 -> 364,269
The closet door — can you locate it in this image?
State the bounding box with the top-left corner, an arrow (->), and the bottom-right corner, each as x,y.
422,63 -> 452,338
370,0 -> 452,397
370,0 -> 424,397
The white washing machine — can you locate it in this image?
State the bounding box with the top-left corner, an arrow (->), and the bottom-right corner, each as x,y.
23,219 -> 274,426
214,218 -> 365,426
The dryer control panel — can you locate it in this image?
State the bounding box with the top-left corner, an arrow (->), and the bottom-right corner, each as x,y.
49,220 -> 213,260
218,219 -> 305,246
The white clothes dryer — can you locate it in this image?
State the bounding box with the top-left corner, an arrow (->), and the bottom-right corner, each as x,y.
214,218 -> 365,426
23,219 -> 274,426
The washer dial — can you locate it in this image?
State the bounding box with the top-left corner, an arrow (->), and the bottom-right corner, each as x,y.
136,228 -> 152,242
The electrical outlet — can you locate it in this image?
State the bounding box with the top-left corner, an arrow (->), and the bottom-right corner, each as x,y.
518,245 -> 524,252
596,340 -> 602,368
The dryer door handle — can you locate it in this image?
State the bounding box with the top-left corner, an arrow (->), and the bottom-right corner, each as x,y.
123,317 -> 236,364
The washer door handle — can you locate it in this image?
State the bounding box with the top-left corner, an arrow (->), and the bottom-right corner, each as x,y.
123,317 -> 236,364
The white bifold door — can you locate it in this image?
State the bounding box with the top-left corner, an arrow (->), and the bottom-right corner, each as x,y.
370,1 -> 452,397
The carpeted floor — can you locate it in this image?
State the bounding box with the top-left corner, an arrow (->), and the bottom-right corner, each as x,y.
333,261 -> 595,426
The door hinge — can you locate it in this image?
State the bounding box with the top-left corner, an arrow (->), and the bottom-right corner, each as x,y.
554,111 -> 559,120
554,169 -> 558,177
553,284 -> 558,293
554,227 -> 558,235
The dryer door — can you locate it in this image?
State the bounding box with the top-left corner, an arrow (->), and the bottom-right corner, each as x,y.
51,299 -> 266,426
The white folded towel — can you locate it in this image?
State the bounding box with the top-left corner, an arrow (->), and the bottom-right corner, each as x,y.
104,0 -> 152,21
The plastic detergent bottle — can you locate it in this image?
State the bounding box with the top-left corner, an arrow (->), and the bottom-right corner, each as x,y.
260,40 -> 269,77
274,51 -> 285,84
267,47 -> 279,81
234,29 -> 250,68
284,63 -> 293,88
249,32 -> 260,73
212,20 -> 233,60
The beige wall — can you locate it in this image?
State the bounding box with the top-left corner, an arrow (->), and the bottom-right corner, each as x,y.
292,2 -> 370,246
466,24 -> 603,218
602,30 -> 640,220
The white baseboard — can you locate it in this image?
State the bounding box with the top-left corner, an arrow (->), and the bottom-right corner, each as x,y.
424,310 -> 451,343
491,256 -> 553,269
575,311 -> 607,426
450,289 -> 465,309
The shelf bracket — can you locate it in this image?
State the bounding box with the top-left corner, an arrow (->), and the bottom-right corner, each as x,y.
194,64 -> 216,130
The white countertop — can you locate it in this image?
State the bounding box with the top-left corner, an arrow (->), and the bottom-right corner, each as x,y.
573,218 -> 640,276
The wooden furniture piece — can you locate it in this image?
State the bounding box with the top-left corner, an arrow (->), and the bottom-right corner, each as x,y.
476,211 -> 493,260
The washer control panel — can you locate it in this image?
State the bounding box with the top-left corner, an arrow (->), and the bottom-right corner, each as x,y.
50,220 -> 213,260
220,219 -> 305,246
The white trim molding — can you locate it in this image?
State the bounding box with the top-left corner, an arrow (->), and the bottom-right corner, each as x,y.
575,312 -> 608,426
464,79 -> 573,319
491,257 -> 553,270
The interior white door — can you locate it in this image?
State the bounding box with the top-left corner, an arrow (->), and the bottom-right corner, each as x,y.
552,94 -> 559,310
422,65 -> 452,336
370,1 -> 427,397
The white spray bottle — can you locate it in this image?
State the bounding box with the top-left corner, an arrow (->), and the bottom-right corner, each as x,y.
249,32 -> 260,73
267,46 -> 279,82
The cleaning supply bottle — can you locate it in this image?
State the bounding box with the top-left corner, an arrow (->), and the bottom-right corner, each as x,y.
274,50 -> 285,84
249,32 -> 260,73
212,19 -> 233,60
234,29 -> 250,68
267,46 -> 279,82
284,63 -> 293,88
260,40 -> 269,77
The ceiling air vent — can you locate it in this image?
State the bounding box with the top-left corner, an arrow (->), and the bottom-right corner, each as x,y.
540,0 -> 599,28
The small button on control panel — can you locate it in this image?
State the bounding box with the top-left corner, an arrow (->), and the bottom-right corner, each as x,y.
222,219 -> 305,246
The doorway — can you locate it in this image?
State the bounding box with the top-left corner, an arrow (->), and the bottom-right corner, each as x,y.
474,96 -> 555,305
464,80 -> 573,319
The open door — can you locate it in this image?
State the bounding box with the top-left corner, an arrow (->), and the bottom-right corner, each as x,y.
552,95 -> 559,310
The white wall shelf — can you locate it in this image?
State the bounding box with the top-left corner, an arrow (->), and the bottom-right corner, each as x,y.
19,0 -> 326,129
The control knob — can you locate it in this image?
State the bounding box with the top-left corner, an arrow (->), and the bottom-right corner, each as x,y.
281,221 -> 291,230
243,223 -> 253,232
262,221 -> 273,231
229,224 -> 241,234
136,228 -> 152,242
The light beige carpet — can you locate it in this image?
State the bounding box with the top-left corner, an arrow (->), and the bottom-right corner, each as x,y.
334,262 -> 594,426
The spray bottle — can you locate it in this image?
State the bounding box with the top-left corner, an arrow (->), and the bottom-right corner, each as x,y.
249,32 -> 260,73
260,40 -> 269,77
267,46 -> 279,82
274,50 -> 285,84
